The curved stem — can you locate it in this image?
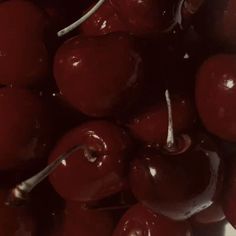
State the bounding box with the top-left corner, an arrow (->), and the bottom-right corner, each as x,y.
6,145 -> 88,206
165,90 -> 175,149
57,0 -> 106,37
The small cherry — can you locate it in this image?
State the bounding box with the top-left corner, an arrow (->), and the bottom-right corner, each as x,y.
0,0 -> 50,87
61,201 -> 114,236
0,87 -> 52,171
128,93 -> 196,147
54,32 -> 143,117
8,121 -> 131,204
113,203 -> 193,236
196,54 -> 236,142
80,1 -> 127,36
129,90 -> 223,220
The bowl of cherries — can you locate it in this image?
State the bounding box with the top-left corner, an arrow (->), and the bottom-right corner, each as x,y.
1,0 -> 236,235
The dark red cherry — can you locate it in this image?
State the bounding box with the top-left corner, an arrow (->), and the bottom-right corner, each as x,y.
128,94 -> 196,146
61,201 -> 114,236
80,1 -> 127,36
113,203 -> 192,236
49,121 -> 131,202
0,0 -> 50,87
0,87 -> 51,171
191,203 -> 225,225
0,189 -> 36,235
110,0 -> 179,35
196,54 -> 236,142
130,133 -> 223,220
54,32 -> 143,117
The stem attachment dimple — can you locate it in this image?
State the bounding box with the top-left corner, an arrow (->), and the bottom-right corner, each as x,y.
6,145 -> 87,206
57,0 -> 106,37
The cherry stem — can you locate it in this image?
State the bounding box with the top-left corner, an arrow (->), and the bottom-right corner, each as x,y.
6,145 -> 90,206
165,89 -> 176,150
57,0 -> 106,37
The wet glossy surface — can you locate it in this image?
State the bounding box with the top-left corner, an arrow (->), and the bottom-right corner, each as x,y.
54,33 -> 143,117
196,54 -> 236,142
130,134 -> 223,220
113,204 -> 192,236
49,121 -> 131,202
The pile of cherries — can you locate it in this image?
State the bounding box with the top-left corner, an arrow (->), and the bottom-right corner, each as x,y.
1,0 -> 236,235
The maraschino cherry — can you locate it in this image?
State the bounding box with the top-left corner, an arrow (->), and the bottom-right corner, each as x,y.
113,203 -> 193,236
8,121 -> 131,204
54,32 -> 143,117
129,91 -> 223,220
0,0 -> 50,87
0,87 -> 52,171
62,201 -> 114,236
196,54 -> 236,142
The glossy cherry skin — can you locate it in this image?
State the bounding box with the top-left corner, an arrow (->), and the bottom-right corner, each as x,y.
80,1 -> 127,36
0,0 -> 50,87
110,0 -> 178,35
128,95 -> 196,146
113,203 -> 192,236
0,87 -> 51,171
0,189 -> 36,235
54,32 -> 143,117
130,134 -> 223,220
196,54 -> 236,142
61,201 -> 114,236
49,121 -> 131,202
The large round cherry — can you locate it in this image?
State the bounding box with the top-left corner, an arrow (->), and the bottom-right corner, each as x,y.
49,121 -> 131,202
0,87 -> 51,170
196,54 -> 236,142
130,134 -> 223,220
113,203 -> 192,236
54,32 -> 143,117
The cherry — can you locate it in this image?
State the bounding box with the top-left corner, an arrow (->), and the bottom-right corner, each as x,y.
128,94 -> 196,146
54,32 -> 143,117
48,121 -> 131,202
0,189 -> 36,235
80,1 -> 127,36
0,87 -> 52,171
196,54 -> 236,142
113,203 -> 193,236
192,221 -> 226,236
62,201 -> 114,236
129,90 -> 223,220
110,0 -> 179,35
0,0 -> 50,87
